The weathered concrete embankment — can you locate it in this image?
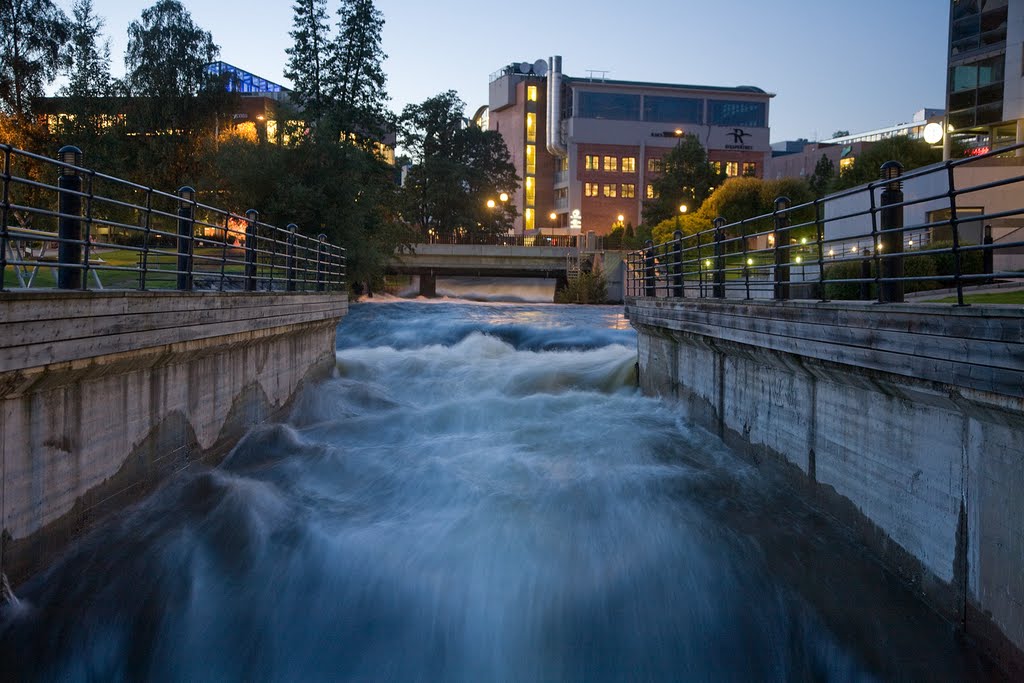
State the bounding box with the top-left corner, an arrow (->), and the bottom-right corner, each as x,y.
626,296 -> 1024,675
0,291 -> 347,586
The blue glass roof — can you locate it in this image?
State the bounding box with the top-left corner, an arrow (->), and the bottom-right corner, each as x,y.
207,61 -> 287,94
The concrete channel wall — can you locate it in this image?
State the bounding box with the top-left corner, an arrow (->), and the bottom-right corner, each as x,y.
626,296 -> 1024,674
0,291 -> 347,586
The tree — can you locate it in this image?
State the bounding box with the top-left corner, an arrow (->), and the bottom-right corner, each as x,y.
831,130 -> 850,138
642,134 -> 724,226
399,91 -> 519,238
0,0 -> 69,119
651,176 -> 813,245
325,0 -> 388,139
833,136 -> 941,190
62,0 -> 110,99
285,0 -> 331,124
807,154 -> 835,197
124,0 -> 222,132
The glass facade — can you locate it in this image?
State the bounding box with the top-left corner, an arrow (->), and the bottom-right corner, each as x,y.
709,100 -> 766,128
947,0 -> 1008,131
950,0 -> 1008,56
578,92 -> 642,120
643,96 -> 703,124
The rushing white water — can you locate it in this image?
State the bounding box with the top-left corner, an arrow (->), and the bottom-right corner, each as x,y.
0,302 -> 999,682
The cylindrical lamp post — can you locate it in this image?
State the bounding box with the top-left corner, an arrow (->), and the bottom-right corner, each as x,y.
176,186 -> 195,290
57,145 -> 83,289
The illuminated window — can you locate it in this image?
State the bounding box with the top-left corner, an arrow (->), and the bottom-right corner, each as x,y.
742,162 -> 757,176
527,85 -> 538,102
603,156 -> 618,172
621,157 -> 636,173
710,161 -> 722,174
559,157 -> 569,171
621,183 -> 636,198
585,182 -> 600,197
526,145 -> 536,174
725,161 -> 739,177
585,154 -> 600,171
647,158 -> 663,173
525,208 -> 535,230
646,184 -> 658,199
525,177 -> 535,205
839,157 -> 855,175
525,113 -> 537,142
603,184 -> 617,198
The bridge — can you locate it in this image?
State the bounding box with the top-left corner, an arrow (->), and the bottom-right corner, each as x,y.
385,234 -> 606,296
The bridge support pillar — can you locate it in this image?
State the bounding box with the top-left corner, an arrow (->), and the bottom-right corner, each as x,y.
419,272 -> 437,298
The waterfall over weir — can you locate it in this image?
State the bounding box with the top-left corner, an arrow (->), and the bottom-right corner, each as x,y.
0,301 -> 1000,681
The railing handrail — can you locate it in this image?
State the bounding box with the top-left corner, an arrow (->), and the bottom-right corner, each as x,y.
0,143 -> 345,293
625,143 -> 1024,307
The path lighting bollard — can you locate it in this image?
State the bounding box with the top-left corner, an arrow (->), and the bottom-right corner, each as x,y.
57,145 -> 83,289
878,161 -> 904,303
316,233 -> 327,292
244,209 -> 258,291
713,217 -> 726,298
286,223 -> 297,292
773,196 -> 790,300
176,186 -> 195,290
644,239 -> 656,297
673,229 -> 684,298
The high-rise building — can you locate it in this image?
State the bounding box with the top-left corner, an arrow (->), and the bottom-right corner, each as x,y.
945,0 -> 1023,155
485,57 -> 772,235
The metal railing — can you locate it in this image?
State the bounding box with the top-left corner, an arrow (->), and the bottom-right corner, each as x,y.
421,232 -> 603,249
626,144 -> 1024,306
1,144 -> 345,293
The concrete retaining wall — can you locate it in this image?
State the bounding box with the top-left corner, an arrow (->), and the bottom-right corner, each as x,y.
626,296 -> 1024,674
0,291 -> 347,586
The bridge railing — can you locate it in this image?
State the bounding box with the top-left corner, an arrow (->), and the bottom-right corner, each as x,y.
421,232 -> 602,249
1,144 -> 345,293
625,143 -> 1024,306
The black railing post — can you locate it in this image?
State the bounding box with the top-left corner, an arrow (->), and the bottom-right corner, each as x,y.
644,239 -> 655,297
176,186 -> 195,290
983,225 -> 994,284
57,145 -> 83,289
286,223 -> 297,292
860,248 -> 872,300
673,229 -> 684,298
878,161 -> 904,303
244,208 -> 258,291
713,217 -> 726,298
317,232 -> 327,292
814,198 -> 828,301
0,146 -> 10,293
773,196 -> 790,300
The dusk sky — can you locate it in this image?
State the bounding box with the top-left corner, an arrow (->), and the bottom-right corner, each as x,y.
82,0 -> 948,143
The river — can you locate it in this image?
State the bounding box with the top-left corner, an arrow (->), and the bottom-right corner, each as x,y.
0,300 -> 1000,681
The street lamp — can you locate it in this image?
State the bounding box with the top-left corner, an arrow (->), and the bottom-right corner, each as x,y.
486,199 -> 496,209
679,204 -> 687,214
499,192 -> 509,203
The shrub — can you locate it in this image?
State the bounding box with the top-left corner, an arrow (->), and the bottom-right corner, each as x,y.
556,268 -> 607,304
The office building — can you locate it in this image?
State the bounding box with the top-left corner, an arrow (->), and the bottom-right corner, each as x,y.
945,0 -> 1023,155
485,57 -> 772,235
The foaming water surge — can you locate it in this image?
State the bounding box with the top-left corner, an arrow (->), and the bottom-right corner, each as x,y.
0,302 -> 997,681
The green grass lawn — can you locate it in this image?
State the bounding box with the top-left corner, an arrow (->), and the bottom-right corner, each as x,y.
927,290 -> 1024,305
4,246 -> 248,290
